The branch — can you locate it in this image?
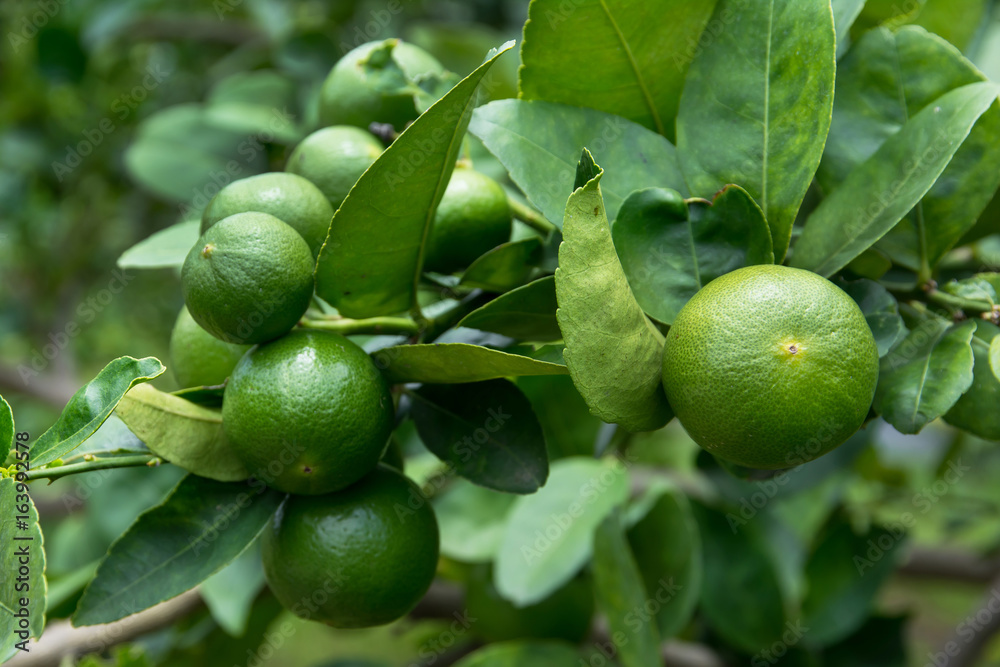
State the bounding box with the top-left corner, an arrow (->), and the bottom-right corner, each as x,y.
24,455 -> 161,482
507,195 -> 557,236
300,315 -> 421,336
899,547 -> 1000,583
935,572 -> 1000,667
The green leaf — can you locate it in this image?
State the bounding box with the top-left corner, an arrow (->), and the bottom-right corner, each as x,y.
0,395 -> 12,457
459,238 -> 542,292
792,81 -> 1000,276
516,375 -> 603,459
692,502 -> 788,654
200,540 -> 266,637
31,356 -> 166,467
940,276 -> 998,304
555,154 -> 673,431
408,380 -> 548,494
837,279 -> 908,357
592,511 -> 662,667
433,478 -> 517,562
375,343 -> 567,384
115,384 -> 248,482
613,185 -> 773,325
458,276 -> 560,340
494,456 -> 629,605
0,477 -> 46,662
117,219 -> 200,270
874,318 -> 976,434
801,518 -> 905,646
315,42 -> 514,318
819,27 -> 1000,273
944,320 -> 1000,439
453,641 -> 581,667
626,483 -> 702,639
676,0 -> 835,260
469,99 -> 687,227
66,414 -> 148,463
991,334 -> 1000,383
205,71 -> 300,144
518,0 -> 717,141
73,475 -> 283,626
833,0 -> 867,58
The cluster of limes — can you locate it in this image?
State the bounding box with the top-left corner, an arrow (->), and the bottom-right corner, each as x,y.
167,38 -> 511,629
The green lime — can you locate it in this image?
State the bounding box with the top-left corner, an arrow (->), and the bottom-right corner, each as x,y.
424,168 -> 512,274
465,565 -> 593,643
662,265 -> 879,469
201,172 -> 333,258
181,212 -> 314,345
222,329 -> 394,494
286,126 -> 383,208
168,306 -> 250,387
318,39 -> 444,131
261,464 -> 439,628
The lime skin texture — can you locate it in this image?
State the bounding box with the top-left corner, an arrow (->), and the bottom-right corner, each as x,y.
169,306 -> 251,388
285,126 -> 384,208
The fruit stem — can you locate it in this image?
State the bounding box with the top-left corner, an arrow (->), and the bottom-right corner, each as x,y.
23,454 -> 162,482
507,196 -> 557,236
923,288 -> 995,316
301,316 -> 421,336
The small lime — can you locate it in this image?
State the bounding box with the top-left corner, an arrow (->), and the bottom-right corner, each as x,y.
286,126 -> 383,208
168,306 -> 250,387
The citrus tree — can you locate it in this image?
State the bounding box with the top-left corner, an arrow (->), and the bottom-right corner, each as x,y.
5,1 -> 1000,666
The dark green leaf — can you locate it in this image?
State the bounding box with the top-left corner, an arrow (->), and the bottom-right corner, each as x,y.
117,219 -> 200,270
315,42 -> 514,318
592,511 -> 662,667
837,279 -> 908,357
115,384 -> 248,482
677,0 -> 835,260
792,82 -> 999,276
518,0 -> 717,141
200,540 -> 266,637
944,320 -> 1000,439
495,456 -> 629,605
874,318 -> 976,434
459,238 -> 542,293
0,395 -> 12,457
516,375 -> 603,459
555,154 -> 673,431
453,641 -> 581,667
0,477 -> 46,662
374,343 -> 567,384
433,478 -> 517,562
613,185 -> 773,324
31,356 -> 166,467
458,276 -> 560,340
73,475 -> 282,626
409,380 -> 548,493
469,99 -> 687,227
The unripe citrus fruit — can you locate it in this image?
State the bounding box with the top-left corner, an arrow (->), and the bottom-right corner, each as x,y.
661,265 -> 879,469
318,39 -> 444,131
200,172 -> 333,258
182,212 -> 314,345
285,126 -> 383,208
424,168 -> 512,274
222,329 -> 394,494
168,306 -> 250,387
261,464 -> 439,628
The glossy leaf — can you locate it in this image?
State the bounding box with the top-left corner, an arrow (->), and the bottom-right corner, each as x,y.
409,380 -> 548,494
676,0 -> 835,259
469,99 -> 687,226
0,395 -> 12,456
31,356 -> 166,466
592,511 -> 662,667
495,456 -> 629,605
460,238 -> 542,293
944,320 -> 1000,440
453,641 -> 581,667
518,0 -> 716,140
115,384 -> 248,482
315,42 -> 514,318
793,82 -> 999,276
73,475 -> 283,626
0,477 -> 46,662
874,318 -> 976,434
837,279 -> 908,357
433,478 -> 517,562
613,185 -> 773,324
200,541 -> 266,637
117,219 -> 200,270
375,343 -> 567,384
555,153 -> 673,431
458,276 -> 560,340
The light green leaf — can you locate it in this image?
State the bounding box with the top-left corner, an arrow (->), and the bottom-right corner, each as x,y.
833,0 -> 867,58
944,320 -> 1000,440
459,238 -> 542,293
677,0 -> 835,260
458,276 -> 560,340
0,395 -> 12,457
315,42 -> 514,318
115,384 -> 248,482
793,82 -> 999,276
31,357 -> 166,466
434,478 -> 517,562
555,152 -> 673,431
518,0 -> 717,140
495,456 -> 629,606
453,641 -> 581,667
374,343 -> 567,384
117,220 -> 200,270
200,540 -> 266,637
469,99 -> 687,227
0,477 -> 46,662
991,334 -> 1000,383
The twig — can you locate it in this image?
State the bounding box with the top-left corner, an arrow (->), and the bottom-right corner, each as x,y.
935,572 -> 1000,667
899,546 -> 1000,583
301,315 -> 421,336
507,196 -> 557,236
23,455 -> 161,482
